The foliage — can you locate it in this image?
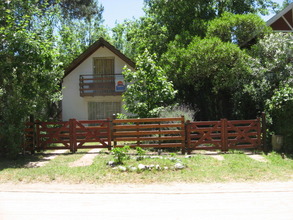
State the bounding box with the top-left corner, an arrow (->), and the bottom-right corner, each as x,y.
111,146 -> 130,164
266,85 -> 293,152
122,49 -> 177,118
245,33 -> 293,152
135,147 -> 146,161
58,18 -> 109,67
0,0 -> 63,157
38,0 -> 103,20
144,0 -> 275,42
159,104 -> 197,121
206,12 -> 271,46
112,17 -> 168,61
162,37 -> 251,120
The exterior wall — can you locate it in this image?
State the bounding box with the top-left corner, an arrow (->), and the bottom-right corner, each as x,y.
62,47 -> 134,121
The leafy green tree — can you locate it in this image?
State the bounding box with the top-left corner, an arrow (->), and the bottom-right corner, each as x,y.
162,37 -> 251,120
245,33 -> 293,152
144,0 -> 276,42
0,0 -> 63,157
112,17 -> 168,61
266,85 -> 293,152
206,12 -> 271,46
246,33 -> 293,111
122,50 -> 177,118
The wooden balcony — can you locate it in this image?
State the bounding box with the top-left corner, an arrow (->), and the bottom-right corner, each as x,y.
79,74 -> 125,97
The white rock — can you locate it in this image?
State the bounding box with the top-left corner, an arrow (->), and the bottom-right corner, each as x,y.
138,164 -> 146,170
164,167 -> 169,170
174,163 -> 185,169
107,161 -> 116,167
118,166 -> 127,172
130,167 -> 137,171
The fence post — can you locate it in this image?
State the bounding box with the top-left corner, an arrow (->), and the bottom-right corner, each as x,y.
107,117 -> 112,151
261,112 -> 268,154
69,119 -> 77,153
28,115 -> 35,154
35,120 -> 41,152
185,120 -> 190,155
112,114 -> 117,148
221,119 -> 228,152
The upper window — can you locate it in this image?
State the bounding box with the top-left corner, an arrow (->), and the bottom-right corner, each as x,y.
93,58 -> 114,75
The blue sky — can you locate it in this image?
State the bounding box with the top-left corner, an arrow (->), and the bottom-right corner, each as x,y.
99,0 -> 285,29
98,0 -> 145,28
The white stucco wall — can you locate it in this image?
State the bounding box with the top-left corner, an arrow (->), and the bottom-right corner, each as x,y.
62,47 -> 134,121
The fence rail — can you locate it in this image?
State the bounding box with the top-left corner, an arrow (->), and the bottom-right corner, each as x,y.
186,118 -> 262,154
23,115 -> 265,154
112,116 -> 186,153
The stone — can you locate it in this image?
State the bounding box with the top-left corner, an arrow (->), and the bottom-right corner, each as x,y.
118,166 -> 127,172
174,163 -> 185,169
106,161 -> 116,167
138,164 -> 146,170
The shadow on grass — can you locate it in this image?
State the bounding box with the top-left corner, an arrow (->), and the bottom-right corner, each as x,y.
0,154 -> 44,171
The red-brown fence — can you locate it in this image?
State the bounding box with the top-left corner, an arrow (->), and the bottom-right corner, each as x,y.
24,119 -> 111,153
186,118 -> 262,153
112,117 -> 186,153
23,116 -> 264,154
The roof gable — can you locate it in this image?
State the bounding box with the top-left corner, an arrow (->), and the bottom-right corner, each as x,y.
64,38 -> 135,77
266,3 -> 293,32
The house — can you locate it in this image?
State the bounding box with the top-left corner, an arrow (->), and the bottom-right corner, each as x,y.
62,38 -> 135,121
266,2 -> 293,32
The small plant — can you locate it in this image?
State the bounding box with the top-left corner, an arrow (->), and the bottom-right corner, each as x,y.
169,153 -> 177,157
111,146 -> 130,164
136,147 -> 146,161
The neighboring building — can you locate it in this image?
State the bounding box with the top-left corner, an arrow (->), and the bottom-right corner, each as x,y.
267,2 -> 293,32
62,38 -> 135,121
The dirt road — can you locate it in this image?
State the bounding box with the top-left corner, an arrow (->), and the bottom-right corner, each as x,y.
1,182 -> 293,220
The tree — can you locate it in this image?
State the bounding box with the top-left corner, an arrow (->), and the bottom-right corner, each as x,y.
122,50 -> 177,118
144,0 -> 276,42
0,0 -> 63,157
162,37 -> 251,120
245,33 -> 293,152
206,12 -> 271,46
112,17 -> 168,61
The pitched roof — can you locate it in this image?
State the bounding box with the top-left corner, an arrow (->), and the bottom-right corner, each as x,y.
266,2 -> 293,32
64,38 -> 135,77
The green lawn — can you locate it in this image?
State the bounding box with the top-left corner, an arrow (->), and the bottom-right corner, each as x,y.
0,150 -> 292,184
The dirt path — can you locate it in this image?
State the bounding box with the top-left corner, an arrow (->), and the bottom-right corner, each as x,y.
69,149 -> 101,167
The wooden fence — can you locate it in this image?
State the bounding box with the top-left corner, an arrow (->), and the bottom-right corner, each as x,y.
186,118 -> 262,154
24,119 -> 111,153
23,115 -> 265,154
112,116 -> 186,153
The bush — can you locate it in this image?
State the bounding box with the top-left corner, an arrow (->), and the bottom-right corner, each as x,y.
159,104 -> 197,121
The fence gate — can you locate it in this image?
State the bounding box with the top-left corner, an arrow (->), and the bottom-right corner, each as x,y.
186,118 -> 262,153
24,119 -> 111,153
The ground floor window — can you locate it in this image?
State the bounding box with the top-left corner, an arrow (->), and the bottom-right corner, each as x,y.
88,102 -> 121,120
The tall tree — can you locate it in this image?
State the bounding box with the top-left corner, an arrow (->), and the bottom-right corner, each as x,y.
162,37 -> 251,120
0,0 -> 63,156
122,50 -> 177,118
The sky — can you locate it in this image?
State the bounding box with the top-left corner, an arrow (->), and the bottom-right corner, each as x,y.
98,0 -> 145,28
98,0 -> 286,29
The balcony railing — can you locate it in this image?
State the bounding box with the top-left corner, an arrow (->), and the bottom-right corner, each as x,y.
79,74 -> 126,97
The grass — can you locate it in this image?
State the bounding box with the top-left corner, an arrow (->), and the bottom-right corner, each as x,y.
0,149 -> 292,184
